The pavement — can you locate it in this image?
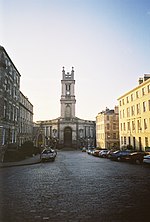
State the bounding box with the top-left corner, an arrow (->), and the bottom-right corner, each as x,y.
0,154 -> 41,168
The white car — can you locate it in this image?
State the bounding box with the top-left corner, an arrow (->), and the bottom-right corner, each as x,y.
40,148 -> 57,162
143,155 -> 150,164
99,150 -> 108,158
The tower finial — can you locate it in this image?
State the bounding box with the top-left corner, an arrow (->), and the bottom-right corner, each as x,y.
62,66 -> 65,71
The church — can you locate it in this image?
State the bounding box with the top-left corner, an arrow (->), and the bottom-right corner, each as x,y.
35,67 -> 96,149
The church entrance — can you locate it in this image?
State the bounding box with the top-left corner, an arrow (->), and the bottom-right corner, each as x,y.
64,127 -> 72,147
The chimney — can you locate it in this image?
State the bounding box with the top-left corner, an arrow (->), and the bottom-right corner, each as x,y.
114,106 -> 119,114
138,77 -> 143,85
143,74 -> 150,81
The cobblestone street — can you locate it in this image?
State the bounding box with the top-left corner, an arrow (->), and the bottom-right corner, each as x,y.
0,150 -> 150,222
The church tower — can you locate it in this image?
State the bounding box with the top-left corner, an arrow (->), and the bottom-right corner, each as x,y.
60,67 -> 76,119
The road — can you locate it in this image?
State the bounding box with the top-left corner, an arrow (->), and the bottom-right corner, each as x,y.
0,150 -> 150,222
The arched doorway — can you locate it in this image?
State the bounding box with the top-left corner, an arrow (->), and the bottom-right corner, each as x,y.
64,127 -> 72,147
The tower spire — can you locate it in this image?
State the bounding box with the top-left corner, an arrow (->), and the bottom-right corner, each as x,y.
60,66 -> 76,118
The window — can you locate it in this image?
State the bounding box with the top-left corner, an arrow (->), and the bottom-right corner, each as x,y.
144,119 -> 148,130
122,99 -> 124,105
126,96 -> 129,103
107,115 -> 109,121
107,123 -> 109,130
3,100 -> 7,119
131,105 -> 135,116
12,106 -> 15,121
127,107 -> 130,117
127,122 -> 130,131
148,85 -> 150,93
142,87 -> 145,96
121,137 -> 123,144
131,94 -> 133,101
113,133 -> 116,139
120,101 -> 121,106
137,120 -> 141,131
143,101 -> 146,112
124,137 -> 126,145
145,137 -> 148,147
149,100 -> 150,111
120,123 -> 122,131
113,123 -> 116,130
67,84 -> 70,90
123,109 -> 125,118
137,103 -> 140,114
136,91 -> 139,98
123,123 -> 126,131
2,128 -> 6,145
132,121 -> 135,131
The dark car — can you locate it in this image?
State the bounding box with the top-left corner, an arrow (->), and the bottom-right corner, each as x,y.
124,151 -> 148,164
109,150 -> 132,161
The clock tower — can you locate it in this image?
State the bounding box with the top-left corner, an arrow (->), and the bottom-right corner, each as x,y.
60,67 -> 76,119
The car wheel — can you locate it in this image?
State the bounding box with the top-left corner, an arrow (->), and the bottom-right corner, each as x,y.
117,157 -> 121,161
135,159 -> 142,164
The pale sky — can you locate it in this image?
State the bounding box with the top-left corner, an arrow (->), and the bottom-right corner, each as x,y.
0,0 -> 150,122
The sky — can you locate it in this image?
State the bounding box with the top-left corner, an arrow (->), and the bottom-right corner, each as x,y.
0,0 -> 150,122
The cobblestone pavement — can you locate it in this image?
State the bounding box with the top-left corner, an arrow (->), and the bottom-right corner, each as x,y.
0,150 -> 150,222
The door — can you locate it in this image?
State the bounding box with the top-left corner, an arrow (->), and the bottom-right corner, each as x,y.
64,127 -> 72,147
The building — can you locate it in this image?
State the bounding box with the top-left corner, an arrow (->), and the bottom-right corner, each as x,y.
0,46 -> 21,161
0,46 -> 33,162
19,91 -> 33,146
96,107 -> 120,149
118,74 -> 150,151
35,67 -> 96,149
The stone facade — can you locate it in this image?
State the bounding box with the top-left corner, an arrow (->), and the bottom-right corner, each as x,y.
96,106 -> 120,149
0,46 -> 33,162
19,91 -> 33,146
118,74 -> 150,151
0,46 -> 21,161
35,67 -> 96,149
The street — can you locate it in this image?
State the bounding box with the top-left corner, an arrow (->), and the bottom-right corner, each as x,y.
0,150 -> 150,222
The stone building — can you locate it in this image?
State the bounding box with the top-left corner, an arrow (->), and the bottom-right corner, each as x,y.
35,67 -> 96,149
0,46 -> 33,162
0,46 -> 21,161
19,91 -> 33,146
96,106 -> 120,149
118,74 -> 150,151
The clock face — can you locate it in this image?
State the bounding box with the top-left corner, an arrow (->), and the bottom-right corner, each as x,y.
66,91 -> 70,95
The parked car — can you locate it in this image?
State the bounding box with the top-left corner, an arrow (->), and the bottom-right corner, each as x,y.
106,150 -> 114,158
82,147 -> 86,152
99,150 -> 108,158
124,152 -> 147,164
143,155 -> 150,164
109,150 -> 132,161
40,148 -> 57,162
87,149 -> 94,155
92,149 -> 102,157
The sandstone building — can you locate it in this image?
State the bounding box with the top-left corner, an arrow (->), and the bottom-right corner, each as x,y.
118,74 -> 150,151
96,106 -> 120,149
